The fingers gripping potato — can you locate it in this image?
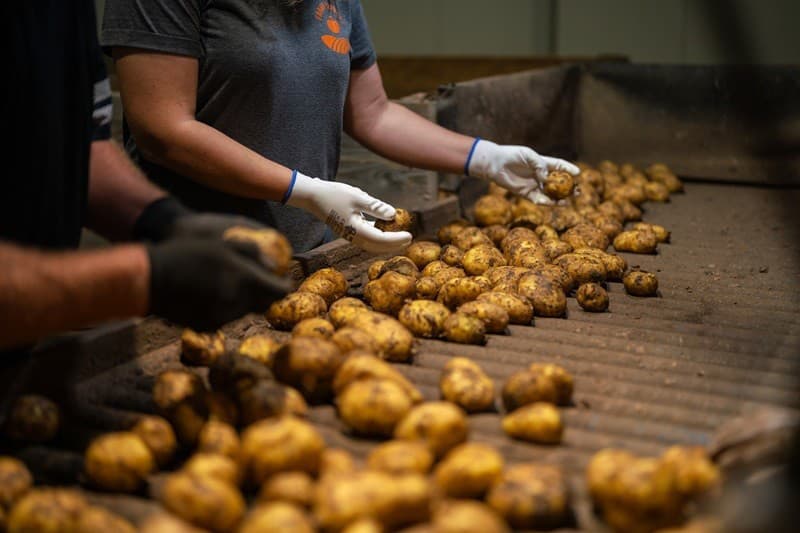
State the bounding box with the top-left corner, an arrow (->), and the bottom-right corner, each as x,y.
442,312 -> 487,345
338,378 -> 414,437
398,299 -> 452,338
394,402 -> 469,458
405,241 -> 442,269
544,170 -> 575,200
333,354 -> 423,403
375,208 -> 413,232
623,270 -> 659,296
273,337 -> 346,402
477,291 -> 533,325
457,301 -> 509,334
439,357 -> 495,413
364,271 -> 417,316
462,245 -> 507,276
433,443 -> 504,499
267,292 -> 328,331
502,403 -> 564,444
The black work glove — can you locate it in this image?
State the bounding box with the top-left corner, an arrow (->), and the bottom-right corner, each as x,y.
147,238 -> 292,331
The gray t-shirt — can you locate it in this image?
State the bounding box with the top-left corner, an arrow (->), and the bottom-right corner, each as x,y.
102,0 -> 377,252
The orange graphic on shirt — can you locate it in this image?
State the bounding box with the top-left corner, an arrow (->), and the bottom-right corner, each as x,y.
316,0 -> 350,55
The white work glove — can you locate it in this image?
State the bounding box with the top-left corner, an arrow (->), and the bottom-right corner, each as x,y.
466,139 -> 580,204
285,171 -> 412,254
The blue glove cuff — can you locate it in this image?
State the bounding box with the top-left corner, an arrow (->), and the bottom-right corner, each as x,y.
281,170 -> 298,205
464,137 -> 481,177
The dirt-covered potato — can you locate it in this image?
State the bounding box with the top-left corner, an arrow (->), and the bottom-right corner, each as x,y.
367,440 -> 434,475
517,273 -> 567,318
4,394 -> 60,443
650,170 -> 684,193
237,380 -> 309,425
183,453 -> 241,487
237,334 -> 281,366
257,471 -> 314,508
452,226 -> 494,251
153,370 -> 208,445
615,198 -> 644,222
660,445 -> 720,499
599,252 -> 627,281
421,260 -> 448,278
477,291 -> 533,325
240,502 -> 315,533
84,432 -> 155,492
613,229 -> 658,254
461,245 -> 507,276
364,271 -> 417,315
502,403 -> 563,444
272,337 -> 345,402
197,419 -> 240,461
623,270 -> 659,297
367,260 -> 387,281
576,282 -> 609,312
375,208 -> 413,233
292,317 -> 335,339
160,471 -> 245,532
379,256 -> 420,279
586,448 -> 637,502
298,267 -> 348,306
487,463 -> 570,529
544,170 -> 575,200
267,291 -> 328,330
561,223 -> 610,251
431,266 -> 467,291
600,457 -> 682,528
181,329 -> 226,366
442,312 -> 487,345
405,241 -> 442,269
0,457 -> 32,508
397,300 -> 451,339
328,297 -> 369,328
527,363 -> 573,405
241,416 -> 325,485
439,357 -> 495,413
7,489 -> 87,533
440,244 -> 464,267
333,354 -> 422,403
502,369 -> 558,411
632,222 -> 671,243
433,443 -> 504,499
223,226 -> 293,275
348,311 -> 415,362
76,506 -> 136,533
338,378 -> 414,437
415,276 -> 440,300
541,238 -> 573,261
437,277 -> 484,309
432,500 -> 509,533
644,181 -> 671,202
473,195 -> 512,226
482,224 -> 509,247
437,219 -> 470,245
501,226 -> 539,250
330,327 -> 380,354
394,402 -> 469,458
319,448 -> 357,478
587,213 -> 624,239
536,263 -> 574,292
554,253 -> 607,285
457,301 -> 509,334
132,415 -> 177,468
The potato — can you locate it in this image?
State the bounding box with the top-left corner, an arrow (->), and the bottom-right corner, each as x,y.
139,512 -> 206,533
421,260 -> 448,278
586,448 -> 636,502
605,457 -> 681,516
554,253 -> 607,285
587,212 -> 624,239
632,222 -> 670,243
482,224 -> 509,246
536,263 -> 574,292
237,334 -> 281,366
650,170 -> 684,193
461,245 -> 507,276
258,471 -> 314,507
550,206 -> 583,232
613,229 -> 658,254
415,277 -> 440,300
328,297 -> 369,328
331,326 -> 380,354
338,379 -> 414,437
267,291 -> 328,331
487,463 -> 570,529
348,311 -> 415,362
238,380 -> 306,427
406,241 -> 442,269
452,226 -> 493,251
598,160 -> 619,174
0,457 -> 32,508
364,271 -> 416,316
561,223 -> 609,251
501,368 -> 558,411
615,198 -> 644,222
273,337 -> 345,402
611,183 -> 647,205
502,403 -> 563,444
4,394 -> 60,443
398,300 -> 451,339
432,500 -> 509,533
644,181 -> 671,202
153,370 -> 208,445
439,357 -> 495,413
544,170 -> 575,200
367,440 -> 434,475
132,415 -> 177,468
501,227 -> 539,251
437,219 -> 470,245
442,312 -> 486,345
84,432 -> 155,492
576,282 -> 609,312
375,208 -> 413,232
342,518 -> 384,533
623,270 -> 659,297
333,354 -> 422,403
660,445 -> 720,499
183,453 -> 241,486
240,502 -> 315,533
527,363 -> 574,405
477,291 -> 533,325
457,301 -> 509,334
319,448 -> 357,478
197,419 -> 240,461
394,402 -> 468,458
379,256 -> 420,278
440,244 -> 464,267
541,238 -> 573,261
181,329 -> 226,366
599,252 -> 627,281
473,195 -> 512,226
367,260 -> 386,281
241,416 -> 325,485
510,211 -> 550,230
437,277 -> 484,310
298,267 -> 348,306
208,351 -> 272,396
222,226 -> 292,275
7,489 -> 86,533
76,506 -> 136,533
433,443 -> 504,499
432,266 -> 467,290
292,317 -> 335,339
516,273 -> 567,318
160,472 -> 245,532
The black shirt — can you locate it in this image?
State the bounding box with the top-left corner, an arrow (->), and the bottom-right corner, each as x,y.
3,0 -> 112,250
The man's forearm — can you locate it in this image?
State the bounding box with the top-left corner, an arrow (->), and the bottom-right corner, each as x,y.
0,242 -> 150,350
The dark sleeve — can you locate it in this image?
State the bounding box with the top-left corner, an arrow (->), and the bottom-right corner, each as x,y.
349,0 -> 377,71
91,18 -> 113,141
101,0 -> 205,58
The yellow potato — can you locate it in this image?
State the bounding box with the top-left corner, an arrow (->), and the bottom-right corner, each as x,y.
208,351 -> 272,397
237,334 -> 281,366
439,357 -> 495,413
272,337 -> 346,402
432,266 -> 467,288
432,500 -> 509,533
197,419 -> 241,462
138,512 -> 205,533
614,198 -> 644,222
368,260 -> 387,281
613,229 -> 658,254
160,472 -> 245,532
415,276 -> 440,300
541,238 -> 573,261
379,256 -> 420,278
267,291 -> 328,331
84,432 -> 155,492
76,506 -> 136,533
222,226 -> 293,275
502,403 -> 564,444
452,226 -> 494,251
544,170 -> 575,200
644,181 -> 671,202
433,443 -> 504,499
0,457 -> 32,508
328,297 -> 369,328
375,208 -> 413,232
4,394 -> 60,443
333,353 -> 422,403
398,299 -> 451,338
440,244 -> 464,267
632,222 -> 671,243
487,463 -> 571,530
461,245 -> 507,276
623,270 -> 659,297
554,253 -> 607,285
181,329 -> 226,366
528,363 -> 574,405
132,415 -> 177,468
364,271 -> 417,315
500,226 -> 539,252
241,416 -> 325,485
473,195 -> 512,226
348,311 -> 416,362
367,440 -> 434,475
482,224 -> 509,247
660,445 -> 720,499
442,312 -> 486,345
477,291 -> 533,325
319,448 -> 357,479
338,378 -> 414,437
291,317 -> 335,339
502,368 -> 559,411
517,273 -> 567,318
536,262 -> 574,292
437,277 -> 484,309
330,326 -> 380,354
421,260 -> 448,278
152,370 -> 208,445
405,241 -> 442,269
561,222 -> 610,251
457,300 -> 509,334
586,448 -> 636,502
240,502 -> 315,533
649,170 -> 684,193
437,219 -> 470,245
257,471 -> 315,508
394,402 -> 469,458
576,282 -> 609,312
7,489 -> 86,533
297,267 -> 348,306
183,453 -> 241,487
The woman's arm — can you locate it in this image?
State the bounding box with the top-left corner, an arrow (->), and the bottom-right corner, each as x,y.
113,48 -> 292,201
